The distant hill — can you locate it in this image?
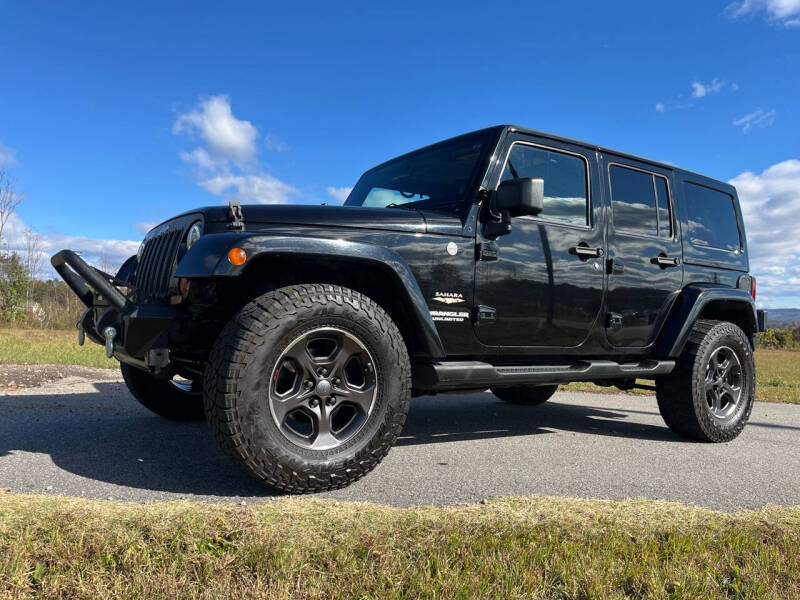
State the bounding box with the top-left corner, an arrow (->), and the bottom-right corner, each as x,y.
766,309 -> 800,328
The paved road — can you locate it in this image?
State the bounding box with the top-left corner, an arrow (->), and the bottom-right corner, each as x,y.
1,374 -> 799,510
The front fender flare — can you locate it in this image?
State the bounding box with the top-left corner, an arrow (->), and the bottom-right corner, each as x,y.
654,284 -> 757,357
174,233 -> 446,359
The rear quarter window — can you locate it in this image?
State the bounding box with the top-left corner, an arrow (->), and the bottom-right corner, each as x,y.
683,182 -> 741,252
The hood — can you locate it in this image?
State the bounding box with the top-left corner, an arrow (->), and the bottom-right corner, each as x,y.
195,204 -> 464,236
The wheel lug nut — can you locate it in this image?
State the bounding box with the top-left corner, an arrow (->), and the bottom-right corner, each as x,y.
326,397 -> 337,406
319,368 -> 328,376
333,377 -> 341,385
309,398 -> 319,407
305,380 -> 314,389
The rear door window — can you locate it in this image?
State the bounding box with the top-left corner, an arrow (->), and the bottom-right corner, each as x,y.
609,165 -> 672,238
683,183 -> 741,251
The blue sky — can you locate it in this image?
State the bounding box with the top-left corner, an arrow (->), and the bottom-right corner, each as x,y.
1,1 -> 798,306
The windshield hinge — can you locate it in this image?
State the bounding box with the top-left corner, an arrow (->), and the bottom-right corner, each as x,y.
476,240 -> 499,261
228,201 -> 244,231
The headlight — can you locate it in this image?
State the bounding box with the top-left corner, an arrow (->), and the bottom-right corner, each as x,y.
186,221 -> 203,249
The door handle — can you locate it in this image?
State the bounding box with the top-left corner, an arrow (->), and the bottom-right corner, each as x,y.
651,255 -> 680,268
571,244 -> 604,259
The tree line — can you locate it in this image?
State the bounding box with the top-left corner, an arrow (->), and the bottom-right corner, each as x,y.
757,327 -> 800,351
0,169 -> 91,329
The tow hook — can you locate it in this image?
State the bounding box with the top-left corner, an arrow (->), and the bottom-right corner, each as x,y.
103,326 -> 117,358
77,321 -> 85,346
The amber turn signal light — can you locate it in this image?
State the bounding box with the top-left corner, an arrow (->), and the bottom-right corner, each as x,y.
228,247 -> 247,266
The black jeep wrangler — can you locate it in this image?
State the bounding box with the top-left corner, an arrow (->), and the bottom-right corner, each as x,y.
52,125 -> 767,493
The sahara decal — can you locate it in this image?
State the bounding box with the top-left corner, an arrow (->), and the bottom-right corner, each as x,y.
432,291 -> 465,305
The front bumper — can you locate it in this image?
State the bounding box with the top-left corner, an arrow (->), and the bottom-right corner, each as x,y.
51,249 -> 180,372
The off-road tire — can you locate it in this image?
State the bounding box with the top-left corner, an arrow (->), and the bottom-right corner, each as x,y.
120,363 -> 205,421
203,283 -> 411,493
656,319 -> 755,442
491,384 -> 559,406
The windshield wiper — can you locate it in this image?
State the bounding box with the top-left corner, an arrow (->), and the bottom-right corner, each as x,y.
384,203 -> 420,210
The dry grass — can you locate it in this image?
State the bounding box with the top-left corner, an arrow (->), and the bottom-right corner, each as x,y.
1,492 -> 799,599
752,349 -> 800,403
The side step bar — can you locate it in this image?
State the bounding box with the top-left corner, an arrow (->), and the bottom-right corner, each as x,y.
416,359 -> 675,391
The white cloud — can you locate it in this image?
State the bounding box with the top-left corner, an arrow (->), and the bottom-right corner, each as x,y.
134,222 -> 157,235
732,108 -> 776,132
264,134 -> 288,152
1,213 -> 139,276
199,173 -> 298,205
326,186 -> 352,203
179,148 -> 224,172
173,95 -> 258,165
173,95 -> 302,205
690,78 -> 729,98
655,79 -> 735,112
730,159 -> 800,307
726,0 -> 800,26
0,142 -> 18,168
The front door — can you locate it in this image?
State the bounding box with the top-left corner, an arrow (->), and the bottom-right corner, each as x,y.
474,135 -> 605,350
602,156 -> 683,348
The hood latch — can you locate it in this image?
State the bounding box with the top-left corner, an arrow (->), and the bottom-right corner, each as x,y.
228,201 -> 244,231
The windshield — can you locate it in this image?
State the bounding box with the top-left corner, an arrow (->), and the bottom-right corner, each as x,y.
344,130 -> 495,215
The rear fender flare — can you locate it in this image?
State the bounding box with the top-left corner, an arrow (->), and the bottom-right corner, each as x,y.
654,284 -> 757,357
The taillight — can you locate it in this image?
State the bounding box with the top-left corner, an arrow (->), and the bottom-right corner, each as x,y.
751,277 -> 756,300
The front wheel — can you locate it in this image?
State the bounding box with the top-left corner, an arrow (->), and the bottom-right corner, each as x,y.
656,319 -> 755,442
203,284 -> 411,493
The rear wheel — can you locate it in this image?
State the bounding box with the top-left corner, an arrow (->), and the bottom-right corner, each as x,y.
120,363 -> 205,421
656,319 -> 755,442
203,284 -> 411,493
492,384 -> 559,406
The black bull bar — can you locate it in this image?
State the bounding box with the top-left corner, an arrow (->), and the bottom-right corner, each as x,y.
50,249 -> 176,371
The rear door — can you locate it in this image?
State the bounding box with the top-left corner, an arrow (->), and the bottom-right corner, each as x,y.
602,155 -> 683,348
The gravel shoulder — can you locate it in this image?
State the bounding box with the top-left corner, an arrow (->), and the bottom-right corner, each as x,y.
0,364 -> 118,390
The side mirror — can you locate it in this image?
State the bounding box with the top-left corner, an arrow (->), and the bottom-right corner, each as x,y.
496,177 -> 544,217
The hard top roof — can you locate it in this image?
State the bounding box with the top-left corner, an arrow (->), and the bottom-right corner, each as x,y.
361,124 -> 733,192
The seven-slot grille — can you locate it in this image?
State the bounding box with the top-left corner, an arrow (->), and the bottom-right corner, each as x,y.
135,226 -> 184,300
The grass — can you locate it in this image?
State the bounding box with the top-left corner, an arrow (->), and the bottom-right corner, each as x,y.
0,328 -> 111,369
2,328 -> 798,403
750,349 -> 800,403
0,493 -> 799,599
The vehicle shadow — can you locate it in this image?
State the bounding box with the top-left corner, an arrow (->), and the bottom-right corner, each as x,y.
0,382 -> 677,498
396,391 -> 677,446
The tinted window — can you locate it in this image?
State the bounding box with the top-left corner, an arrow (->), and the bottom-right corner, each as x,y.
610,165 -> 658,236
684,183 -> 741,251
500,144 -> 588,226
655,177 -> 672,238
